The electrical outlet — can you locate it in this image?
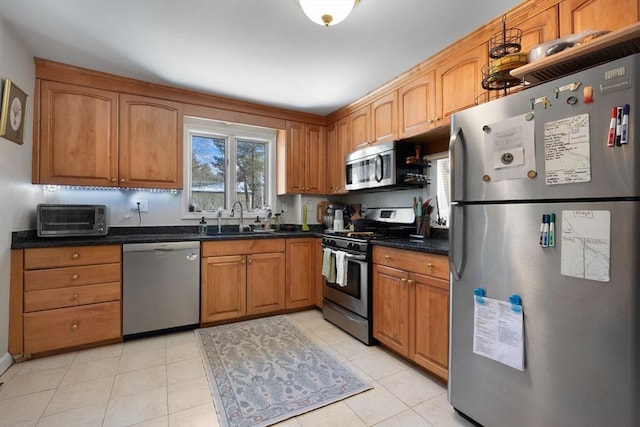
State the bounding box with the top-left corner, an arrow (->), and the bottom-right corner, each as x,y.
282,203 -> 288,212
131,200 -> 149,212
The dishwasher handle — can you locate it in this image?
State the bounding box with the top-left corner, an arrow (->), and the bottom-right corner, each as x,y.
123,241 -> 200,252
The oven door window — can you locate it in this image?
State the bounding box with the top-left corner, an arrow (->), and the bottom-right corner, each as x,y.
326,257 -> 362,299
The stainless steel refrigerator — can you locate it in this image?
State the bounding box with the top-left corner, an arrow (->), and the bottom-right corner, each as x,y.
448,53 -> 640,427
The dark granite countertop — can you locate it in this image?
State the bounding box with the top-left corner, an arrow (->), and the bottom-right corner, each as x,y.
12,225 -> 449,255
11,226 -> 324,249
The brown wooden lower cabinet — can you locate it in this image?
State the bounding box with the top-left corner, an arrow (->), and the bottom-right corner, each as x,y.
285,238 -> 316,309
10,245 -> 123,358
372,246 -> 449,381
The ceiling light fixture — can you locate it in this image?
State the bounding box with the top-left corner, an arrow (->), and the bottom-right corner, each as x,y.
298,0 -> 360,27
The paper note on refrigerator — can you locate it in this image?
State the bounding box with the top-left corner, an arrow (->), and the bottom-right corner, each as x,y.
544,114 -> 591,185
484,113 -> 535,181
561,210 -> 611,282
473,296 -> 524,371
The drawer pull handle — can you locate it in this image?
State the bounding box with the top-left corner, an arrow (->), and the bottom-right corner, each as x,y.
384,255 -> 391,260
72,274 -> 79,280
427,263 -> 434,268
71,323 -> 78,331
408,279 -> 414,286
72,253 -> 79,259
72,294 -> 79,300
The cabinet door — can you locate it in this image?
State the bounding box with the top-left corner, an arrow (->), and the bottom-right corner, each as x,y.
371,91 -> 398,144
305,124 -> 326,194
410,272 -> 449,380
284,121 -> 305,194
327,117 -> 349,195
38,81 -> 118,186
399,71 -> 437,139
119,94 -> 183,189
372,264 -> 410,356
559,0 -> 638,35
285,238 -> 315,309
246,252 -> 285,315
314,238 -> 323,308
201,255 -> 246,323
350,105 -> 371,151
436,43 -> 487,123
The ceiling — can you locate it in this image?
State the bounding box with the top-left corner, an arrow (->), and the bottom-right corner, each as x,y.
0,0 -> 522,116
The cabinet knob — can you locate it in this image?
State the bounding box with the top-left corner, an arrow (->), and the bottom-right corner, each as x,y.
72,294 -> 79,300
71,323 -> 78,331
407,279 -> 414,286
248,258 -> 252,264
111,178 -> 117,183
435,116 -> 441,122
428,119 -> 435,124
120,178 -> 126,183
427,262 -> 434,268
384,255 -> 391,260
72,274 -> 78,280
241,259 -> 246,264
72,253 -> 79,259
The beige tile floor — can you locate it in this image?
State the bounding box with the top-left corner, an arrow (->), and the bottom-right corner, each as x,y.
0,310 -> 474,427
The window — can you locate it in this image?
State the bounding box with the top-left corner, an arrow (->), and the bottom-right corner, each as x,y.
428,152 -> 449,227
183,117 -> 276,217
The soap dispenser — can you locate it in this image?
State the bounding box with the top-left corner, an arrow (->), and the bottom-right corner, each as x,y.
198,217 -> 208,236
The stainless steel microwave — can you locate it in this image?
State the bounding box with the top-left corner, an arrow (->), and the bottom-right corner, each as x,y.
37,204 -> 108,237
345,141 -> 430,191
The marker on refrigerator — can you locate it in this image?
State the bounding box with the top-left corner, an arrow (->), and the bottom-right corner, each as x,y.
621,104 -> 630,144
539,215 -> 545,247
616,106 -> 624,146
549,213 -> 556,247
607,107 -> 617,147
542,214 -> 550,248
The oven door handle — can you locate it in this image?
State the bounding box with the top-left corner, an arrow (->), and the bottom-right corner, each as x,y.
321,246 -> 367,262
344,253 -> 367,261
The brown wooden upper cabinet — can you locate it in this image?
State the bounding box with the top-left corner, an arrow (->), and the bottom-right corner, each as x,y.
37,81 -> 118,187
351,90 -> 399,150
435,42 -> 488,124
559,0 -> 639,35
119,94 -> 183,189
36,81 -> 183,189
326,117 -> 350,195
277,121 -> 326,195
399,71 -> 437,139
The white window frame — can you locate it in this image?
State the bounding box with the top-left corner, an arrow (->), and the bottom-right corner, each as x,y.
182,116 -> 276,219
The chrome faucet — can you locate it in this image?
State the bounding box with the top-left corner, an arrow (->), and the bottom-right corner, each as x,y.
230,201 -> 245,232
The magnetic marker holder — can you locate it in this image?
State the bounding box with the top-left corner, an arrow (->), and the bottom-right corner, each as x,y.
509,294 -> 522,313
474,288 -> 486,304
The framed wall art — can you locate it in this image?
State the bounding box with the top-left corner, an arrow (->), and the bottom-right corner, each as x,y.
0,78 -> 28,145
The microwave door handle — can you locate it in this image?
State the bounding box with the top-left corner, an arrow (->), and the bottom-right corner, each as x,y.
374,154 -> 383,182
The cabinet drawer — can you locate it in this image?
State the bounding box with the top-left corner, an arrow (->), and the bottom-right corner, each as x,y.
24,263 -> 121,291
24,282 -> 121,312
202,239 -> 285,257
373,246 -> 448,279
23,301 -> 121,354
24,245 -> 121,270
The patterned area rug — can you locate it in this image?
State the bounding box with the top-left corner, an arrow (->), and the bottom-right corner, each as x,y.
196,315 -> 372,427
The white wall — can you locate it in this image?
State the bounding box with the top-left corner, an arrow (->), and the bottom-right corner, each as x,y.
0,18 -> 41,374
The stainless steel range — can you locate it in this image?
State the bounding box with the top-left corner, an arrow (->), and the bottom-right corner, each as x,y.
321,207 -> 414,345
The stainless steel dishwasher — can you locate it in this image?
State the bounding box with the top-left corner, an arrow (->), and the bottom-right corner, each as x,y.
123,241 -> 200,337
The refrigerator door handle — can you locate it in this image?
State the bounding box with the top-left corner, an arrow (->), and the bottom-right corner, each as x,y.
449,202 -> 464,280
449,126 -> 463,202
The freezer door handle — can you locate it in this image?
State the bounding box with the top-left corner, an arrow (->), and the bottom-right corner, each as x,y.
449,126 -> 463,202
449,202 -> 464,280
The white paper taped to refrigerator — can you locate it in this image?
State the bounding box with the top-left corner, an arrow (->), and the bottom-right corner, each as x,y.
484,113 -> 535,181
473,296 -> 524,371
544,114 -> 591,185
561,210 -> 611,282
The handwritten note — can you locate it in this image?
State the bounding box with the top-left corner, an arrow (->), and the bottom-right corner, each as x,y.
544,114 -> 591,185
561,210 -> 611,282
473,296 -> 524,371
